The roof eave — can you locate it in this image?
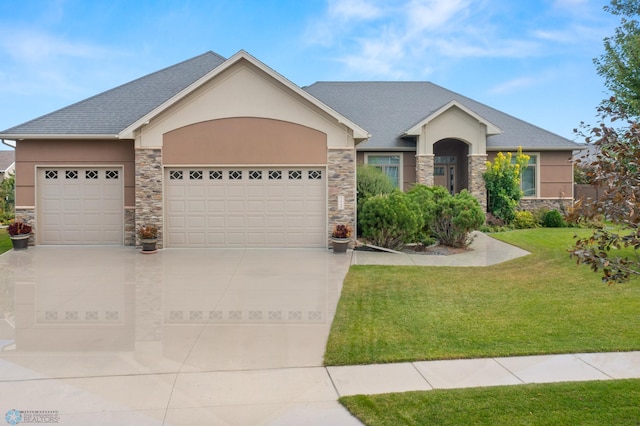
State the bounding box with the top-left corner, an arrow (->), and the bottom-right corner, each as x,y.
0,134 -> 121,140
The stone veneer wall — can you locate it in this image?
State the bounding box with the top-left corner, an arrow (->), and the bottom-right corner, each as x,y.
135,149 -> 163,248
14,208 -> 36,246
124,207 -> 136,246
468,155 -> 488,211
415,155 -> 435,186
519,198 -> 573,213
327,149 -> 356,247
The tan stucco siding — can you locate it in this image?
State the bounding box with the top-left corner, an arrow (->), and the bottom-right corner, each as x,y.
163,118 -> 327,165
487,150 -> 574,198
539,151 -> 573,198
420,107 -> 487,155
137,60 -> 354,151
14,139 -> 135,206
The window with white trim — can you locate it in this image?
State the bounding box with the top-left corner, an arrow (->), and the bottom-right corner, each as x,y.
512,153 -> 538,197
365,154 -> 402,188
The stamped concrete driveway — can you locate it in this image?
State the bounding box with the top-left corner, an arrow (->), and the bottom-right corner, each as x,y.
0,247 -> 360,425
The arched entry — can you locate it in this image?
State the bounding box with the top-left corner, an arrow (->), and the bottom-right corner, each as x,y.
433,139 -> 469,194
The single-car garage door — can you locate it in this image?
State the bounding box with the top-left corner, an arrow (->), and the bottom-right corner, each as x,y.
38,167 -> 124,245
165,167 -> 325,248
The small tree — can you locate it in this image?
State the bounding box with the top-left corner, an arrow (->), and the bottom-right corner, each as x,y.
483,148 -> 530,223
569,104 -> 640,283
356,165 -> 397,234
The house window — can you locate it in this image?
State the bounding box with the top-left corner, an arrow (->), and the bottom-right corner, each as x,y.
512,153 -> 538,197
365,154 -> 401,188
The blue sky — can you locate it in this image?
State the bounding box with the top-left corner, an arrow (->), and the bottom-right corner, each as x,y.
0,0 -> 619,149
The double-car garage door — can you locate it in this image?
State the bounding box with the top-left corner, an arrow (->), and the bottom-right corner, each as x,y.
165,167 -> 326,248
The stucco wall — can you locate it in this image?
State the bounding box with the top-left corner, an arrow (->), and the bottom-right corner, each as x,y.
14,139 -> 135,207
163,118 -> 327,165
487,150 -> 574,199
419,106 -> 488,155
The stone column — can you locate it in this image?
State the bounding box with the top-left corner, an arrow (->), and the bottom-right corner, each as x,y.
416,154 -> 435,186
468,154 -> 488,211
327,149 -> 356,247
135,148 -> 163,248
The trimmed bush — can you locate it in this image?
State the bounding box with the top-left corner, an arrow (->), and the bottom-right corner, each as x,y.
542,209 -> 566,228
359,191 -> 421,250
356,165 -> 397,234
408,185 -> 485,248
512,210 -> 538,229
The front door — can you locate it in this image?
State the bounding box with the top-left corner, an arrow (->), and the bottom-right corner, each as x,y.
434,164 -> 456,194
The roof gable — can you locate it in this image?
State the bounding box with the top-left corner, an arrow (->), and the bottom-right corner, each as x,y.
0,151 -> 15,171
404,100 -> 502,136
120,50 -> 369,140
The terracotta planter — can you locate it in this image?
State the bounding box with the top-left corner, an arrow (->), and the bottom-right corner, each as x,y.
10,234 -> 30,250
141,238 -> 158,253
331,238 -> 350,253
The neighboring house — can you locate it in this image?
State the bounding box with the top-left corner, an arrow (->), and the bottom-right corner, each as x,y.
0,150 -> 15,182
0,50 -> 581,248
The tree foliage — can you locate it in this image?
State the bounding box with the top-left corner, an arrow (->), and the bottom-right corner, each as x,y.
483,148 -> 530,223
594,0 -> 640,116
569,104 -> 640,283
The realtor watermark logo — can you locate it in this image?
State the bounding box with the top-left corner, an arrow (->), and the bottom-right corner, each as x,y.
5,410 -> 59,424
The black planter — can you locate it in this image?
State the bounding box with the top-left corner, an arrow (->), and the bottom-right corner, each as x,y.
141,239 -> 158,253
331,238 -> 349,253
10,234 -> 30,250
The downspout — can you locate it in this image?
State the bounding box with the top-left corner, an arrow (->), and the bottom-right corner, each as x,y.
1,139 -> 16,149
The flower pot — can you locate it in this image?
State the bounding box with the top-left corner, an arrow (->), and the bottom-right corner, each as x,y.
10,234 -> 30,250
141,238 -> 158,253
331,238 -> 350,253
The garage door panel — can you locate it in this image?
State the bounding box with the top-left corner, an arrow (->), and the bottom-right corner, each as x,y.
166,167 -> 326,248
38,168 -> 123,245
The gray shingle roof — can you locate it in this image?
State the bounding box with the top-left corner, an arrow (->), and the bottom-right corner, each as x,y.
304,81 -> 580,151
0,51 -> 226,136
0,151 -> 14,171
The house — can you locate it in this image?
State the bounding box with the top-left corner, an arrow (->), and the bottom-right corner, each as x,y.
0,50 -> 580,248
0,150 -> 15,182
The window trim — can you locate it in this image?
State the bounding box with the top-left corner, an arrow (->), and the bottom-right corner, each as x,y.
364,153 -> 403,189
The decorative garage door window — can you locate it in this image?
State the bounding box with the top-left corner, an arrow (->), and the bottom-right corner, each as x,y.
165,168 -> 326,248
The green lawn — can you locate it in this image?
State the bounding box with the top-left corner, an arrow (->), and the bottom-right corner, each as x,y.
0,229 -> 10,254
325,228 -> 640,365
340,379 -> 640,426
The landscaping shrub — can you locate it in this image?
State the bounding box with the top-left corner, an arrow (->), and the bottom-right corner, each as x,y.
359,191 -> 421,250
356,165 -> 396,234
542,209 -> 566,227
483,148 -> 530,223
512,210 -> 538,229
408,185 -> 485,248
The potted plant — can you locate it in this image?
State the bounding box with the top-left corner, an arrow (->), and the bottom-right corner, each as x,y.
138,224 -> 158,253
6,221 -> 32,250
331,224 -> 352,253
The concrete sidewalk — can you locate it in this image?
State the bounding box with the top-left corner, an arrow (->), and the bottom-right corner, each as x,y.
326,351 -> 640,397
351,231 -> 530,266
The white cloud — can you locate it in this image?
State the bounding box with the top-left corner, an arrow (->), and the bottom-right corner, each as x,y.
406,0 -> 472,33
488,77 -> 537,95
328,0 -> 383,20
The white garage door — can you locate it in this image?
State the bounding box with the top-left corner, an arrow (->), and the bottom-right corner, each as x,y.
165,168 -> 326,248
38,168 -> 124,245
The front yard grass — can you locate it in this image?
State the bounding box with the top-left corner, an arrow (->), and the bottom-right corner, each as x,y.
340,379 -> 640,426
0,229 -> 10,254
325,228 -> 640,365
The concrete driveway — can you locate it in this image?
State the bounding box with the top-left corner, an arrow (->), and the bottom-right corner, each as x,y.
0,247 -> 360,425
